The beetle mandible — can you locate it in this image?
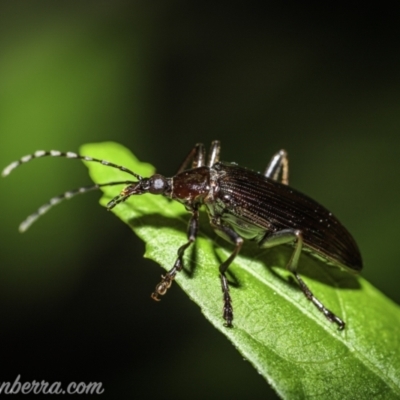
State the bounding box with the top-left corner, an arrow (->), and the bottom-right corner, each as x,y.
2,141 -> 362,329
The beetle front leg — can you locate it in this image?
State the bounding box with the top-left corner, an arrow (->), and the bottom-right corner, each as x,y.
176,143 -> 206,174
210,218 -> 244,327
259,229 -> 345,330
151,209 -> 199,301
264,149 -> 289,184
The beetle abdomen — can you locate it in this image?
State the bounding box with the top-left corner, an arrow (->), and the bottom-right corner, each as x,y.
213,162 -> 362,272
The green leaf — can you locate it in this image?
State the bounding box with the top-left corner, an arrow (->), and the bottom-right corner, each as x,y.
81,141 -> 400,399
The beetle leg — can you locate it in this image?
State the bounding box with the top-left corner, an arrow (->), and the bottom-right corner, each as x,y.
259,229 -> 345,330
210,218 -> 244,327
264,149 -> 289,185
176,143 -> 206,174
207,140 -> 221,167
151,209 -> 199,301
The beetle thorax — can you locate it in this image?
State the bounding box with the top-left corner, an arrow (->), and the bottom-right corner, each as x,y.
171,167 -> 211,206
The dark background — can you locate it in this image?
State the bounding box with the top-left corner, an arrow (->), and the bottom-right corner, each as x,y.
1,2 -> 399,399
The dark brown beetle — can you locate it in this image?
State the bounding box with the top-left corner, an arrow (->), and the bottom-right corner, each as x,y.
3,141 -> 362,329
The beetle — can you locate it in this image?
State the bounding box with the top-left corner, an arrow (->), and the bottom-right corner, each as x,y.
2,141 -> 362,329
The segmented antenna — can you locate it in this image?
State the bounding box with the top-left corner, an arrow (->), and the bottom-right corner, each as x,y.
2,150 -> 143,180
107,193 -> 130,210
18,181 -> 136,232
2,149 -> 144,231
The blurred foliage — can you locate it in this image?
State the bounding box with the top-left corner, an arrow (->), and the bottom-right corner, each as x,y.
1,2 -> 400,399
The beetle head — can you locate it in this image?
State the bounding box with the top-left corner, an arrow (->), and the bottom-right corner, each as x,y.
107,174 -> 170,210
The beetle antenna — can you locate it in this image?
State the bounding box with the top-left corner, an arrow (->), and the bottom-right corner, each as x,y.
19,180 -> 136,232
2,150 -> 143,181
106,193 -> 130,210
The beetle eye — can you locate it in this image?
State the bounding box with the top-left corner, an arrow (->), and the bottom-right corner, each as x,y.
149,174 -> 167,194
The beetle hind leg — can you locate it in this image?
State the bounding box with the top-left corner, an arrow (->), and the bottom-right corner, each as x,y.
294,272 -> 345,329
260,229 -> 345,330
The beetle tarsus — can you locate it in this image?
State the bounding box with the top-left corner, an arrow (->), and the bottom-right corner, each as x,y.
295,272 -> 345,330
223,297 -> 234,328
220,273 -> 234,327
151,274 -> 174,300
324,310 -> 345,330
